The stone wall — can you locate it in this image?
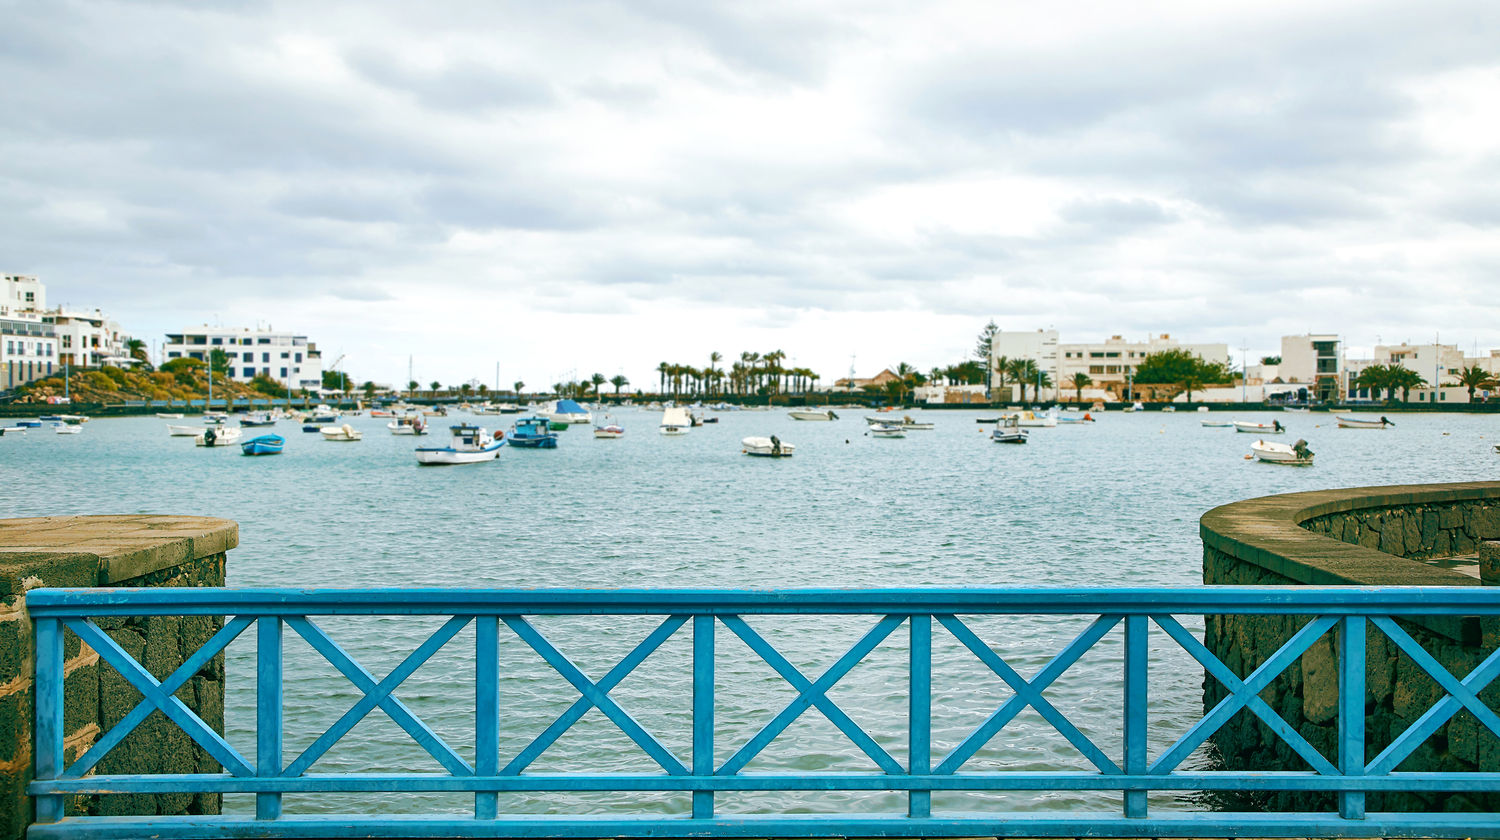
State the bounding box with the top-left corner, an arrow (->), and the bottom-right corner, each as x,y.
0,515 -> 236,840
1200,482 -> 1500,812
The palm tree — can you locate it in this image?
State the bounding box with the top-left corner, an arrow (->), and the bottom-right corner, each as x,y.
478,384 -> 488,395
657,362 -> 669,396
1390,367 -> 1426,402
408,380 -> 419,396
590,372 -> 606,396
1355,365 -> 1394,402
1005,358 -> 1029,401
992,355 -> 1009,400
429,380 -> 442,395
707,351 -> 722,396
610,374 -> 629,395
1071,372 -> 1093,402
124,338 -> 149,368
460,383 -> 472,397
1455,364 -> 1494,402
513,381 -> 524,396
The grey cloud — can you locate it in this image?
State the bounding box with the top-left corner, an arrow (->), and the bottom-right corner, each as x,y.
344,49 -> 556,112
1058,198 -> 1177,228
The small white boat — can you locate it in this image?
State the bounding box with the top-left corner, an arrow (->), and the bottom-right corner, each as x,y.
1283,406 -> 1311,414
320,424 -> 363,442
788,409 -> 839,421
742,435 -> 794,457
869,423 -> 906,438
1010,409 -> 1057,428
1124,401 -> 1144,412
415,424 -> 503,465
1201,419 -> 1234,428
660,406 -> 691,435
593,416 -> 624,439
1234,421 -> 1286,434
195,427 -> 243,447
388,416 -> 429,435
167,424 -> 201,436
203,412 -> 229,425
1251,438 -> 1314,466
544,399 -> 593,425
1196,406 -> 1210,413
156,412 -> 184,419
1161,406 -> 1177,413
54,423 -> 81,435
991,415 -> 1028,444
1337,415 -> 1393,429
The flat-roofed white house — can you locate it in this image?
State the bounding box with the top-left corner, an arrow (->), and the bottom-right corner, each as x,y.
164,326 -> 324,392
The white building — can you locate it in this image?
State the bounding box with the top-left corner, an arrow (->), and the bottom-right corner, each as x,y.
2,275 -> 57,390
992,329 -> 1229,401
164,326 -> 324,391
1346,342 -> 1468,403
1279,334 -> 1343,403
45,308 -> 131,368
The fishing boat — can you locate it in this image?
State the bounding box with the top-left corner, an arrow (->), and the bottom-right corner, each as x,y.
241,434 -> 284,456
15,420 -> 42,428
1251,438 -> 1314,466
1201,419 -> 1234,428
593,416 -> 625,439
195,427 -> 243,447
203,412 -> 228,425
508,416 -> 558,449
156,412 -> 184,419
545,399 -> 593,425
1234,420 -> 1285,434
788,408 -> 838,421
975,416 -> 1000,424
497,403 -> 523,414
167,424 -> 201,437
1337,415 -> 1394,429
388,416 -> 429,435
320,424 -> 363,442
660,406 -> 691,435
991,415 -> 1028,444
742,435 -> 794,457
869,423 -> 906,438
1011,409 -> 1058,428
415,424 -> 503,465
240,412 -> 276,427
53,422 -> 81,435
303,405 -> 339,424
301,423 -> 324,433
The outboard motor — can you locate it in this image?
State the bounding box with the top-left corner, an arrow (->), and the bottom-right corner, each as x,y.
203,428 -> 216,446
1273,420 -> 1284,432
770,435 -> 782,456
1293,439 -> 1313,459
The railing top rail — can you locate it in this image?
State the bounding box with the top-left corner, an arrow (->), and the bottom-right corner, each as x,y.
23,585 -> 1500,616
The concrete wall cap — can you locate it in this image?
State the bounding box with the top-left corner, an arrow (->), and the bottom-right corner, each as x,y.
0,515 -> 238,587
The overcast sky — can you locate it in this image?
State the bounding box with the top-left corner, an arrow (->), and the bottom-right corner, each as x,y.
3,0 -> 1498,388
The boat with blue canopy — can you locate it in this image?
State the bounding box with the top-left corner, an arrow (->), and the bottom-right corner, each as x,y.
241,434 -> 285,456
544,399 -> 592,425
508,416 -> 558,449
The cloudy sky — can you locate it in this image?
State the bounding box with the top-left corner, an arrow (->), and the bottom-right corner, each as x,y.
3,0 -> 1498,388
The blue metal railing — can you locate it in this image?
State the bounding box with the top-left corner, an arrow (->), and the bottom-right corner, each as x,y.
26,587 -> 1500,838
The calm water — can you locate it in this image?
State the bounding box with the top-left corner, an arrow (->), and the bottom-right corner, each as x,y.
3,407 -> 1496,816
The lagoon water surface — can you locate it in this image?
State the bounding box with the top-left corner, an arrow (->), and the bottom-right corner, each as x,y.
4,407 -> 1496,816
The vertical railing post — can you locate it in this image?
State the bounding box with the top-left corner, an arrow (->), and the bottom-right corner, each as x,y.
908,614 -> 931,819
476,615 -> 499,820
1339,615 -> 1366,820
256,615 -> 282,821
34,617 -> 64,824
692,615 -> 715,819
1123,614 -> 1147,819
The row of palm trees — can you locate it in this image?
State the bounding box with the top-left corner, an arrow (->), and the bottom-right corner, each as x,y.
655,351 -> 820,398
1353,363 -> 1498,402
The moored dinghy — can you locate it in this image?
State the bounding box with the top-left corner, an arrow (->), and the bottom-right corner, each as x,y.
593,415 -> 624,438
1233,420 -> 1285,434
742,435 -> 794,457
415,424 -> 503,465
320,424 -> 363,442
195,427 -> 243,447
1337,415 -> 1394,429
869,423 -> 906,438
788,408 -> 838,421
241,434 -> 285,456
991,415 -> 1028,444
167,424 -> 201,436
660,406 -> 691,435
1251,438 -> 1314,465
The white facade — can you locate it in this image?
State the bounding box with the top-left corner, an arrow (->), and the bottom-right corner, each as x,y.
164,326 -> 324,391
1,275 -> 45,318
1279,334 -> 1343,402
45,308 -> 130,368
1,311 -> 57,390
1058,334 -> 1229,398
991,329 -> 1059,398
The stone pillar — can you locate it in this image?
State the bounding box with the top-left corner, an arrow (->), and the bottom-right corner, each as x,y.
0,515 -> 236,840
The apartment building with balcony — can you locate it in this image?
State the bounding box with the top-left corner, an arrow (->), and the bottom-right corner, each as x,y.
163,326 -> 324,391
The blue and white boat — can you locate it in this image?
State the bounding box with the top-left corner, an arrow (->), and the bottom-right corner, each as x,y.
15,420 -> 42,428
544,399 -> 592,425
240,412 -> 276,427
241,434 -> 285,456
508,416 -> 558,449
416,424 -> 504,465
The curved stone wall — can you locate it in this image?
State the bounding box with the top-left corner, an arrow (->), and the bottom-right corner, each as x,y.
1200,481 -> 1500,811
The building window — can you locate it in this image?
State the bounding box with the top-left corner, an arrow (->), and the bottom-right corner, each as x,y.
262,353 -> 270,363
280,367 -> 288,378
243,367 -> 255,378
295,353 -> 302,363
168,351 -> 180,359
242,352 -> 252,361
1105,352 -> 1120,358
258,338 -> 270,344
211,337 -> 222,345
1089,365 -> 1104,374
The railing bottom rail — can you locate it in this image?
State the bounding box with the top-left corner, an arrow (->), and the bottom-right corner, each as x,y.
24,811 -> 1500,839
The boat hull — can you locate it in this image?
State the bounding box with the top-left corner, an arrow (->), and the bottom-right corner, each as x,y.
241,435 -> 285,456
788,410 -> 837,421
508,436 -> 558,448
195,429 -> 243,447
415,445 -> 503,465
1251,441 -> 1313,465
1233,422 -> 1285,434
1337,416 -> 1389,429
742,436 -> 793,457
